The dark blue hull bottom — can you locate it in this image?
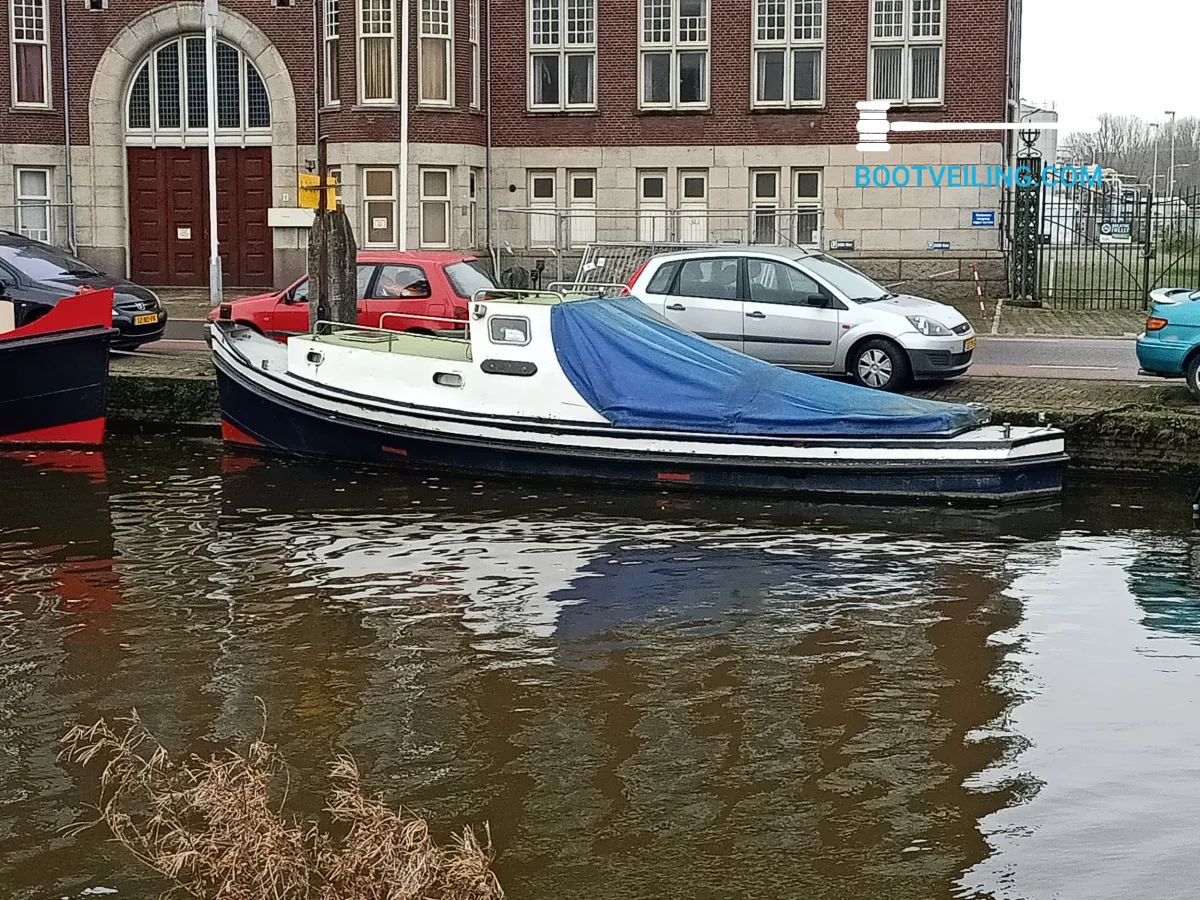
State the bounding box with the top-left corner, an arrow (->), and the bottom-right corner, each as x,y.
216,369 -> 1067,505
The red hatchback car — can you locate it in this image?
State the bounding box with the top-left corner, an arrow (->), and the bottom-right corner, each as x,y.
207,250 -> 495,340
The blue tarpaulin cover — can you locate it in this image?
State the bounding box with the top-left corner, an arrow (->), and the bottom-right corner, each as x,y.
549,298 -> 990,437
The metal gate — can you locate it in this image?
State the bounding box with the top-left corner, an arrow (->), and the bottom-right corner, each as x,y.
1006,178 -> 1200,310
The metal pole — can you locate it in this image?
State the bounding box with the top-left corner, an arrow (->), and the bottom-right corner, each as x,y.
318,135 -> 328,324
484,0 -> 493,252
60,0 -> 76,254
398,0 -> 410,251
1167,110 -> 1177,202
204,0 -> 223,305
1152,123 -> 1160,198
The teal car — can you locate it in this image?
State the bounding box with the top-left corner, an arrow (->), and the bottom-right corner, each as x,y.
1137,288 -> 1200,398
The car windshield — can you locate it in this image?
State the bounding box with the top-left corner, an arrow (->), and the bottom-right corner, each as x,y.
444,260 -> 496,299
0,242 -> 100,281
797,254 -> 894,303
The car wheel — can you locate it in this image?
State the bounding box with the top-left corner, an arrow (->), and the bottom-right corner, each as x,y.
1186,354 -> 1200,402
850,339 -> 911,392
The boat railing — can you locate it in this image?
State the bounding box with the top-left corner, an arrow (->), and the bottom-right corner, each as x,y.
311,319 -> 471,353
544,281 -> 631,299
469,288 -> 568,306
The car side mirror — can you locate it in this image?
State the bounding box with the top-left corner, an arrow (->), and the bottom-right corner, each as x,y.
802,293 -> 829,308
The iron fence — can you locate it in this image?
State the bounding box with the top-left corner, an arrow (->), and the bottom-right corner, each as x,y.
1005,180 -> 1200,310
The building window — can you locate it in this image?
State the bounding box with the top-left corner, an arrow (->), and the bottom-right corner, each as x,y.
324,0 -> 340,105
528,171 -> 557,247
870,0 -> 944,104
11,0 -> 49,107
469,0 -> 481,109
639,0 -> 708,110
528,0 -> 596,111
419,0 -> 452,105
16,168 -> 50,241
678,170 -> 707,242
567,171 -> 595,247
125,37 -> 272,142
794,169 -> 821,245
752,0 -> 824,107
468,169 -> 479,247
751,169 -> 780,244
419,168 -> 451,247
637,170 -> 667,242
359,0 -> 395,103
363,168 -> 397,247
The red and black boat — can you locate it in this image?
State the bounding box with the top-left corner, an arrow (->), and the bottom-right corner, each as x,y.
0,286 -> 116,446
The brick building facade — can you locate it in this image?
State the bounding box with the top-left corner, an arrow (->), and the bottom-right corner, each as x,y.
0,0 -> 1021,287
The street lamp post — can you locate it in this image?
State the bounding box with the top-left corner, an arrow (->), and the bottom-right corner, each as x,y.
1166,110 -> 1177,202
204,0 -> 223,306
1151,122 -> 1160,199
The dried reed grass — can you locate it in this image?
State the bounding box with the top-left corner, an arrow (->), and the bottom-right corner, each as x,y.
60,708 -> 503,900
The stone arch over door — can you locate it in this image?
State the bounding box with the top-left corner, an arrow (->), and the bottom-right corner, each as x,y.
87,4 -> 298,283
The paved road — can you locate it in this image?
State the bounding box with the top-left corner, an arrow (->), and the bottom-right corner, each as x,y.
159,318 -> 1144,380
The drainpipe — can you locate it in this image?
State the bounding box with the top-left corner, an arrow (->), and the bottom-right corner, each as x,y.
484,0 -> 492,254
60,0 -> 76,254
398,0 -> 410,251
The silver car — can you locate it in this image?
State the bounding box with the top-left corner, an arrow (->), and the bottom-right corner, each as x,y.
627,247 -> 975,392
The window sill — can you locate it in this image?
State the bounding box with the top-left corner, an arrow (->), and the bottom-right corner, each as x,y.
526,108 -> 599,116
353,102 -> 400,111
873,102 -> 946,112
635,107 -> 710,116
416,102 -> 456,111
10,105 -> 56,115
749,104 -> 827,114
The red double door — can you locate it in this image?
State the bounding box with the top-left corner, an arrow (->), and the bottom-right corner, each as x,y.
127,147 -> 273,288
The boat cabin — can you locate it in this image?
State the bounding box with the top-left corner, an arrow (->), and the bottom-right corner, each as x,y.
288,291 -> 609,424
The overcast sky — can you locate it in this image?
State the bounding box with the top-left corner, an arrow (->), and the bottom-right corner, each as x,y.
1021,0 -> 1200,123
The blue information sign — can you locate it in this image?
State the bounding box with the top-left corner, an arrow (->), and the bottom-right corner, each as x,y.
928,241 -> 951,251
972,210 -> 997,227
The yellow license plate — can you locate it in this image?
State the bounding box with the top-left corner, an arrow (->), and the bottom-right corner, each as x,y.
964,337 -> 976,352
134,313 -> 159,326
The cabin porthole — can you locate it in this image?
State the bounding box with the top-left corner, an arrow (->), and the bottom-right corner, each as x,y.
488,316 -> 531,346
433,372 -> 464,388
306,350 -> 324,366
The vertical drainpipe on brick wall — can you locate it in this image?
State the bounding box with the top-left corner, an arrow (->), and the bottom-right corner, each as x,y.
484,0 -> 493,256
60,0 -> 76,254
398,0 -> 410,251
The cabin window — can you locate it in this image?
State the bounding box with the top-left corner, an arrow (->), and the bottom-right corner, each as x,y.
488,315 -> 531,345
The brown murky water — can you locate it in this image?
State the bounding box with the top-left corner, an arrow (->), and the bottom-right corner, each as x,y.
2,435 -> 1200,900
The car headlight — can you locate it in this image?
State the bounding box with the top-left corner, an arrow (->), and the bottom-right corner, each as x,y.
906,315 -> 953,337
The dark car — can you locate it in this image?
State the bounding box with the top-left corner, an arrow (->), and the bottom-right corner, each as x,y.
0,232 -> 167,350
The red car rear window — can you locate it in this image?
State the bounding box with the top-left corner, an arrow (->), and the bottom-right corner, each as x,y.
444,260 -> 496,299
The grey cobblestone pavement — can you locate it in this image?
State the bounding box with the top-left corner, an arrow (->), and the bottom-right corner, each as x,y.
911,375 -> 1195,413
947,299 -> 1146,338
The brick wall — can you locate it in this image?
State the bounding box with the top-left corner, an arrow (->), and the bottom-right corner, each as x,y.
0,0 -> 1008,153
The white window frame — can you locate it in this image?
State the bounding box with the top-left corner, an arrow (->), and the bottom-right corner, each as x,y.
751,169 -> 781,245
324,0 -> 340,106
11,0 -> 49,109
678,169 -> 708,243
468,168 -> 479,247
528,171 -> 558,248
751,0 -> 825,109
419,0 -> 454,106
362,167 -> 398,248
15,167 -> 51,242
124,37 -> 272,146
793,168 -> 822,246
418,167 -> 451,248
527,0 -> 597,112
869,0 -> 945,106
638,0 -> 709,111
358,0 -> 396,105
567,170 -> 596,248
469,0 -> 481,109
637,170 -> 668,242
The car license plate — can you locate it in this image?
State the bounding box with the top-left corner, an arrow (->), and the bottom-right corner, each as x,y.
134,313 -> 159,326
964,337 -> 976,352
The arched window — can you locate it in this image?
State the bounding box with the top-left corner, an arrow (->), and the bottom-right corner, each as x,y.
125,36 -> 271,144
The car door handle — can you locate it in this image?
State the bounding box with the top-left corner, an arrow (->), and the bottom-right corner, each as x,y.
666,303 -> 686,311
746,310 -> 766,319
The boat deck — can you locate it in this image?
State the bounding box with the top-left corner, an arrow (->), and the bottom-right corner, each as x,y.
312,328 -> 473,362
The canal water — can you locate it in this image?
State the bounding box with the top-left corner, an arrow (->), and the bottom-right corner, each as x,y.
3,435 -> 1200,900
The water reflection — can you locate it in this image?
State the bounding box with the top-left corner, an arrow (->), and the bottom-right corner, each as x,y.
1,438 -> 1199,900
